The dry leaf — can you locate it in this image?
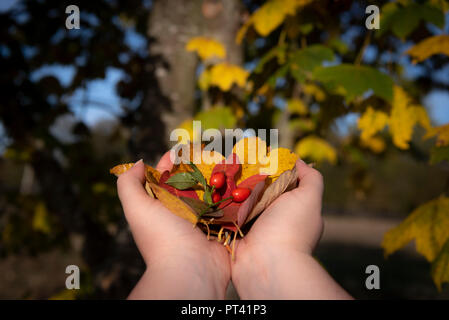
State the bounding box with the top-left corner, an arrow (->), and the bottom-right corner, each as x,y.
149,182 -> 199,225
246,166 -> 298,224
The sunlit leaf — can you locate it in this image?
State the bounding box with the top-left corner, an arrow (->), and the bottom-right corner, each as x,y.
431,238 -> 449,291
313,64 -> 394,102
389,86 -> 431,150
209,63 -> 249,91
185,37 -> 226,61
382,196 -> 449,262
360,136 -> 386,154
286,98 -> 308,115
407,35 -> 449,63
358,106 -> 389,141
295,135 -> 337,164
425,123 -> 449,147
32,202 -> 52,234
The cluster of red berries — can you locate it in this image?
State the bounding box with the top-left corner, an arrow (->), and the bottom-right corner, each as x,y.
209,172 -> 250,203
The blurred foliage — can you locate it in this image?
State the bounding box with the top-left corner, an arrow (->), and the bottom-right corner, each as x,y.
1,0 -> 449,298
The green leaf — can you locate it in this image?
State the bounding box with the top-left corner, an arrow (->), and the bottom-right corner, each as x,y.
165,172 -> 197,190
430,145 -> 449,165
378,3 -> 444,39
289,45 -> 335,82
195,106 -> 237,130
431,238 -> 449,291
312,64 -> 394,102
188,161 -> 208,187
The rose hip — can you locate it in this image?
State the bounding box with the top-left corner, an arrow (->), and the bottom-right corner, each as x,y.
212,191 -> 222,203
232,188 -> 251,203
210,172 -> 226,189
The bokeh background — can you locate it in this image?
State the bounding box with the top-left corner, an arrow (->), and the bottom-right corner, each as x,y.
1,0 -> 449,299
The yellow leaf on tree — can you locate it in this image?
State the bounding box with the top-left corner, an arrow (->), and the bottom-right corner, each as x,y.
33,202 -> 51,234
287,98 -> 308,115
185,37 -> 226,61
236,0 -> 314,43
302,83 -> 326,102
382,196 -> 449,262
358,106 -> 389,141
360,136 -> 386,153
209,63 -> 249,91
407,35 -> 449,64
198,69 -> 211,91
431,238 -> 449,291
389,86 -> 432,150
425,123 -> 449,146
295,135 -> 337,164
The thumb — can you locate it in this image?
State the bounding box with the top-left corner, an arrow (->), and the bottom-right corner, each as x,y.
117,160 -> 161,223
288,159 -> 324,207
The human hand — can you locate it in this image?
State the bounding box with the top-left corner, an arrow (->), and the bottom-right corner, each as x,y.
231,159 -> 352,299
117,153 -> 230,299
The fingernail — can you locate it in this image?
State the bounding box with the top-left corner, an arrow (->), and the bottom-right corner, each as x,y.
133,159 -> 143,167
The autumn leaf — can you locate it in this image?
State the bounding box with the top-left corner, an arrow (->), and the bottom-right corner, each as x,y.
425,123 -> 449,147
360,136 -> 386,154
358,106 -> 389,142
431,238 -> 449,291
287,98 -> 308,115
209,63 -> 249,91
185,37 -> 226,61
302,83 -> 326,102
148,182 -> 199,225
295,135 -> 337,164
247,166 -> 298,223
382,196 -> 449,262
407,35 -> 449,63
236,0 -> 314,43
260,147 -> 298,183
389,86 -> 431,149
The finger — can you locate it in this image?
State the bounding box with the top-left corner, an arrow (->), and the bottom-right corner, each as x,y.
156,150 -> 174,173
295,159 -> 324,194
117,159 -> 160,217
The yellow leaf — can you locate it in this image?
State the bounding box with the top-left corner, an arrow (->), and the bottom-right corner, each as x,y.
358,106 -> 389,141
260,147 -> 299,184
295,135 -> 337,164
198,69 -> 211,91
287,98 -> 308,115
431,238 -> 449,291
382,196 -> 449,262
236,0 -> 314,43
302,83 -> 326,102
185,37 -> 226,61
407,35 -> 449,63
110,162 -> 161,182
32,202 -> 51,234
425,123 -> 449,146
149,182 -> 199,225
209,63 -> 249,91
389,86 -> 432,150
360,136 -> 386,153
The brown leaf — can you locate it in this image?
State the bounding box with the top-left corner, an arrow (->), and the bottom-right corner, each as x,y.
149,182 -> 198,225
110,162 -> 161,183
245,165 -> 298,224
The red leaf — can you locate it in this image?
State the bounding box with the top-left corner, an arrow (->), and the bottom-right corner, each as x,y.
159,171 -> 199,199
237,174 -> 268,189
213,180 -> 266,227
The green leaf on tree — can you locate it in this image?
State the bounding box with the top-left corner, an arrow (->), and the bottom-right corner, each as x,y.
312,64 -> 394,102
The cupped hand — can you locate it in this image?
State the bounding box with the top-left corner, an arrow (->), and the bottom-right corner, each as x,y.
231,159 -> 352,299
117,152 -> 230,299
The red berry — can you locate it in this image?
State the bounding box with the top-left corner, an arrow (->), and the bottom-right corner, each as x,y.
210,172 -> 226,189
212,191 -> 222,203
231,188 -> 251,203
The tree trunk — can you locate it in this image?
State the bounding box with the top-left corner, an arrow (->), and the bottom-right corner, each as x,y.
144,0 -> 243,156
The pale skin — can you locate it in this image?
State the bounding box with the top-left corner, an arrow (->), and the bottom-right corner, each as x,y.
117,152 -> 353,300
